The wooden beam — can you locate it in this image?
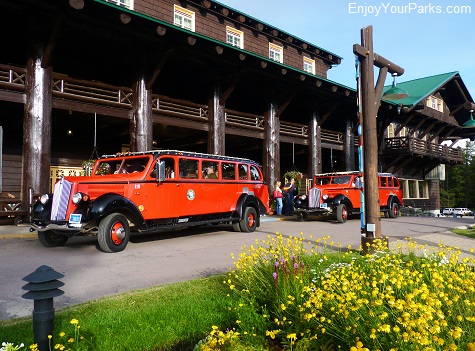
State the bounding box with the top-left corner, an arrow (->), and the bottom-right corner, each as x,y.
220,72 -> 243,106
428,125 -> 446,142
318,103 -> 340,126
146,49 -> 173,90
156,26 -> 167,36
382,155 -> 404,173
41,15 -> 65,69
277,90 -> 298,116
418,121 -> 437,139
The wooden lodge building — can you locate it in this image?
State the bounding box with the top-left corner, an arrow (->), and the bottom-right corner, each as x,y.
1,0 -> 474,218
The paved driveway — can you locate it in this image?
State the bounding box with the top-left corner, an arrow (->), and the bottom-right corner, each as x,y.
1,215 -> 474,321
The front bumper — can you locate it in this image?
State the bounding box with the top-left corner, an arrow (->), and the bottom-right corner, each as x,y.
30,221 -> 87,236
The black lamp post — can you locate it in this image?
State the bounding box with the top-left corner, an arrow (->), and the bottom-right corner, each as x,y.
22,265 -> 65,351
353,25 -> 407,250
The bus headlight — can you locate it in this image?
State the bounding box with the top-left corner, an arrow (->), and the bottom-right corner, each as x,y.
40,194 -> 50,205
322,194 -> 329,200
300,195 -> 307,200
72,192 -> 89,204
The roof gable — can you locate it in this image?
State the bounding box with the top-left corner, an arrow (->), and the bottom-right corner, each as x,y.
382,72 -> 459,107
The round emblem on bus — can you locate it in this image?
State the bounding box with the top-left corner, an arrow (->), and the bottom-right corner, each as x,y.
187,189 -> 195,201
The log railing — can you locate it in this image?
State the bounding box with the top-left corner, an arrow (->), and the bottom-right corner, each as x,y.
383,137 -> 463,162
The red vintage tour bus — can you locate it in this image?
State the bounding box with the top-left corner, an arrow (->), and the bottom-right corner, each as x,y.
293,171 -> 404,223
31,150 -> 270,252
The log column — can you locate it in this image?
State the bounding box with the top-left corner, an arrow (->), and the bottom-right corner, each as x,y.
343,118 -> 356,171
208,81 -> 225,155
22,41 -> 52,207
263,101 -> 280,190
308,111 -> 322,176
130,73 -> 153,152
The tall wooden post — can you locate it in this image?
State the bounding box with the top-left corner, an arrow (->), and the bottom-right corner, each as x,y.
23,41 -> 52,208
208,81 -> 225,155
354,25 -> 405,240
263,101 -> 280,191
131,73 -> 153,152
308,111 -> 322,176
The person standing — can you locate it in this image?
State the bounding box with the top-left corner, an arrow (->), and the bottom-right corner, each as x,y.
273,180 -> 284,216
282,178 -> 296,216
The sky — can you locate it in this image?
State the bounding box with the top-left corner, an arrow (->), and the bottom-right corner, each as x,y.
217,0 -> 474,99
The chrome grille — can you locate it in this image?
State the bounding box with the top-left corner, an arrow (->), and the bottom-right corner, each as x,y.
51,178 -> 72,221
308,187 -> 321,208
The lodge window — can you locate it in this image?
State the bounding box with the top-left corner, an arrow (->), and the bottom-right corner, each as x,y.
400,179 -> 428,199
174,5 -> 195,32
387,123 -> 394,138
104,0 -> 133,9
269,43 -> 283,63
426,95 -> 444,112
303,57 -> 315,74
226,26 -> 244,49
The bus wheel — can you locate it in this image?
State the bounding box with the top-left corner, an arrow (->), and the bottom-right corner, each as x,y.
98,213 -> 130,253
38,230 -> 68,247
336,204 -> 347,223
232,222 -> 241,232
389,203 -> 399,218
240,207 -> 257,232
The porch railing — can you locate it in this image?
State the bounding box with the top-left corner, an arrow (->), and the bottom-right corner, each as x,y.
383,136 -> 463,162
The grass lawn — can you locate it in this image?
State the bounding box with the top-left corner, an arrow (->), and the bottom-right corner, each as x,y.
0,275 -> 236,351
451,226 -> 475,239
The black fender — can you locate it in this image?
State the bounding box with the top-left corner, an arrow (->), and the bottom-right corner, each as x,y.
234,193 -> 261,227
332,194 -> 353,210
87,193 -> 145,227
387,195 -> 401,209
31,196 -> 53,221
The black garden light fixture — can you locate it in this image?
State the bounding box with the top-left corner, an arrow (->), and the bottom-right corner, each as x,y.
22,265 -> 65,351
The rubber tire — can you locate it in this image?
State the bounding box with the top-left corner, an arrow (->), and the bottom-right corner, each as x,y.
98,213 -> 130,253
239,207 -> 258,232
38,230 -> 68,247
232,222 -> 241,232
336,204 -> 348,223
388,203 -> 399,218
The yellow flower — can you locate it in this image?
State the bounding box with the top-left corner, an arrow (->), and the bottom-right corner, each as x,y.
59,332 -> 65,337
70,318 -> 79,325
286,333 -> 297,341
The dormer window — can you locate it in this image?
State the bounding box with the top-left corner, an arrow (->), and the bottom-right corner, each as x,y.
426,95 -> 444,112
303,57 -> 315,74
226,27 -> 244,49
269,43 -> 283,63
174,5 -> 195,32
104,0 -> 133,9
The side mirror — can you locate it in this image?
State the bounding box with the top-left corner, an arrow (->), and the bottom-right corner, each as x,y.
156,161 -> 165,182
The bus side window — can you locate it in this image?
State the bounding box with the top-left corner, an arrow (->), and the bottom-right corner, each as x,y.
164,158 -> 175,178
222,163 -> 236,180
179,158 -> 198,179
238,164 -> 248,180
250,165 -> 261,181
381,177 -> 387,187
203,161 -> 219,179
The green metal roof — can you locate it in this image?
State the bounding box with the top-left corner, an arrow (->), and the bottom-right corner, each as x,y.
382,71 -> 459,107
